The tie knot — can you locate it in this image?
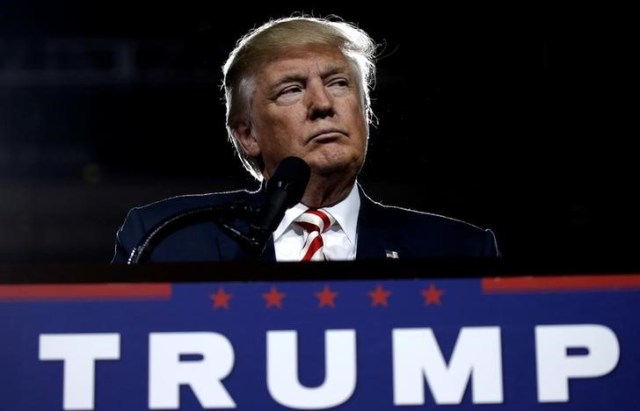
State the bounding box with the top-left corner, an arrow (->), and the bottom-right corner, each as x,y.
295,209 -> 335,234
294,209 -> 335,261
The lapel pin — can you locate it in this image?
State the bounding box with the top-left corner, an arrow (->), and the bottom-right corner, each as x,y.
385,250 -> 399,259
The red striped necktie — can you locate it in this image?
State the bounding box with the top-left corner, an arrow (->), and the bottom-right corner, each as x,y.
295,209 -> 336,261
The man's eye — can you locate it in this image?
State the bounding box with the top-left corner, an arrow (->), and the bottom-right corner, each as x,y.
280,86 -> 302,95
329,79 -> 349,88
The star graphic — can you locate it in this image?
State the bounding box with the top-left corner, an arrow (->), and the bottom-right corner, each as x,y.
315,285 -> 338,308
262,285 -> 286,309
421,283 -> 444,306
209,287 -> 232,309
368,284 -> 391,307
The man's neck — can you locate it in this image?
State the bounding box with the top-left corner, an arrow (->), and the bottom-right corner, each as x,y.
300,174 -> 356,209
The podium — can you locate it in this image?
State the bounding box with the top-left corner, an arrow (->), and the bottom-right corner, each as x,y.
1,260 -> 638,410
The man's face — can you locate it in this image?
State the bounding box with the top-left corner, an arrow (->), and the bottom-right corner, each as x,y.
234,44 -> 368,181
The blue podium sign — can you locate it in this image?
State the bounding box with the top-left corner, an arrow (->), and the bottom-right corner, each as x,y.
1,271 -> 638,410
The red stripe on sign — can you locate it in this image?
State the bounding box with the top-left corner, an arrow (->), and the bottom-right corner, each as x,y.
482,274 -> 640,293
0,283 -> 172,301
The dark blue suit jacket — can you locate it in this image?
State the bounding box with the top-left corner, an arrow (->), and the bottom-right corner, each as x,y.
112,187 -> 499,262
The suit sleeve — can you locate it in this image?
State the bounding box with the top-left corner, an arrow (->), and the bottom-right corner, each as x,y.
111,208 -> 146,263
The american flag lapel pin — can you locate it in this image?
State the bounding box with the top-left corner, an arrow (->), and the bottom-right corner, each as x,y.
385,250 -> 399,259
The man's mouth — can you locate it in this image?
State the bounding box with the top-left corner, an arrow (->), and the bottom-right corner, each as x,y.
308,129 -> 347,142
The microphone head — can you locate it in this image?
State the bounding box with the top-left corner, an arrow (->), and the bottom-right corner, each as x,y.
268,156 -> 310,207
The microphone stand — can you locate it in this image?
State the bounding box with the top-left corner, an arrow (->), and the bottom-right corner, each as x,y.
127,202 -> 266,264
127,157 -> 310,264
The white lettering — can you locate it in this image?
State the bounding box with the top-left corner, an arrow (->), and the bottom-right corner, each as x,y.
148,332 -> 236,409
39,333 -> 120,410
393,327 -> 503,405
535,324 -> 619,402
267,330 -> 356,409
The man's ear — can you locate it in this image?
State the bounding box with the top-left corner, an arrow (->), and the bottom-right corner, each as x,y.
231,118 -> 261,157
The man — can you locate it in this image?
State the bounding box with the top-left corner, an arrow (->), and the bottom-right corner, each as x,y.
112,16 -> 499,263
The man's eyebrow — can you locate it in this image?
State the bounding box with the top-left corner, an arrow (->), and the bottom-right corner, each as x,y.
320,64 -> 351,79
270,73 -> 306,89
269,64 -> 352,89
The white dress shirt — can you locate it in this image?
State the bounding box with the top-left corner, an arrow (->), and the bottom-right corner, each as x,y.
273,184 -> 360,261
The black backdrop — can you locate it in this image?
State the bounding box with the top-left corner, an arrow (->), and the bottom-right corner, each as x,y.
0,3 -> 635,263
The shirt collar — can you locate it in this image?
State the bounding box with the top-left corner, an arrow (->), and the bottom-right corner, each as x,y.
273,183 -> 361,243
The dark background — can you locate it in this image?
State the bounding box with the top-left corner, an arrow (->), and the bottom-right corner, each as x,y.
0,3 -> 635,263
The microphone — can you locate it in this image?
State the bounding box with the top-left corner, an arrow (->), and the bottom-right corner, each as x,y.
250,156 -> 310,253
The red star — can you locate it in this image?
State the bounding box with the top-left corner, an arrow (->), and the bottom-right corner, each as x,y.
209,287 -> 232,309
368,284 -> 391,307
262,286 -> 286,309
421,283 -> 444,306
315,285 -> 338,308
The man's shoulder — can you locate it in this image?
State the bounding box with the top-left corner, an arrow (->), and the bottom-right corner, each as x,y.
128,189 -> 258,224
360,195 -> 500,257
113,188 -> 262,263
363,195 -> 483,232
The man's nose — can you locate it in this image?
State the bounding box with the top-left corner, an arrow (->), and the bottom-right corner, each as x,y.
306,81 -> 335,120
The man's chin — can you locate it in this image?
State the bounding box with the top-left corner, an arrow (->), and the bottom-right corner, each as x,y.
302,146 -> 363,173
309,160 -> 362,179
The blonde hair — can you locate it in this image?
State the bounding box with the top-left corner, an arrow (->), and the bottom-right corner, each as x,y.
222,16 -> 377,180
